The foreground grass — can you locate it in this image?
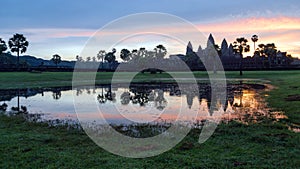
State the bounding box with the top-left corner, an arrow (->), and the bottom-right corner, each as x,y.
0,70 -> 300,168
0,114 -> 299,168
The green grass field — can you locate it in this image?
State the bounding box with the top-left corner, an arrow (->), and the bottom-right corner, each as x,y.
0,71 -> 299,168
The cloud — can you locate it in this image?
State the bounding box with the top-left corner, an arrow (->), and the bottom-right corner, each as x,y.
197,16 -> 300,33
1,16 -> 299,60
195,16 -> 300,58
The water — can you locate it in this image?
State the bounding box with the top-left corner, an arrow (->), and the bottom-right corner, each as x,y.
0,82 -> 286,126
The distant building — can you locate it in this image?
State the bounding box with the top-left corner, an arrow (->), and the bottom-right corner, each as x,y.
169,54 -> 185,60
182,34 -> 295,70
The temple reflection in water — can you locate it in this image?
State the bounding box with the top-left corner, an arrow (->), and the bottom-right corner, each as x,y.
94,82 -> 285,124
0,82 -> 286,125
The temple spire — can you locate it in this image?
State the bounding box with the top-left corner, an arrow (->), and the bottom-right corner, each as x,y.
197,45 -> 202,52
207,33 -> 215,47
221,38 -> 229,58
186,41 -> 194,55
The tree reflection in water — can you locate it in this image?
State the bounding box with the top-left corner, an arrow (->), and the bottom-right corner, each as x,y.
52,90 -> 62,100
93,83 -> 286,124
155,89 -> 167,111
97,86 -> 116,104
120,92 -> 131,105
0,83 -> 288,125
119,87 -> 168,110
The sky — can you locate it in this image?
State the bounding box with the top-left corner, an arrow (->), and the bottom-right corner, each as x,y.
0,0 -> 300,60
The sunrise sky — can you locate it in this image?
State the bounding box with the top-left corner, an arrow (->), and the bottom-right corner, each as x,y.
1,0 -> 299,60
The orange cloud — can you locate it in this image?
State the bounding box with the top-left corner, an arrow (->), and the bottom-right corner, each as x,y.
198,16 -> 300,33
196,16 -> 300,58
3,16 -> 299,60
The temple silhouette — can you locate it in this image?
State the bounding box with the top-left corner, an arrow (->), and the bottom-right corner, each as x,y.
171,34 -> 295,70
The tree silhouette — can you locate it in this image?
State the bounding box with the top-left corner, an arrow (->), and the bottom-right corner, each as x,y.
154,44 -> 167,59
52,90 -> 62,100
131,90 -> 149,106
105,48 -> 116,63
86,56 -> 91,62
0,38 -> 7,54
258,43 -> 277,67
251,35 -> 259,52
8,33 -> 29,69
155,90 -> 167,110
105,87 -> 116,102
76,55 -> 83,62
120,91 -> 131,105
258,43 -> 277,57
120,48 -> 131,62
138,47 -> 147,58
97,50 -> 106,69
233,37 -> 250,76
131,49 -> 138,60
51,54 -> 61,67
97,88 -> 107,104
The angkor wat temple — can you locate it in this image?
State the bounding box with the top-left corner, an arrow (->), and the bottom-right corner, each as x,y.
170,34 -> 297,70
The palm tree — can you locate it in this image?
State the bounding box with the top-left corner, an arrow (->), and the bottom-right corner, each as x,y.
154,44 -> 167,59
155,90 -> 167,110
92,56 -> 96,62
0,38 -> 7,54
120,48 -> 131,62
8,33 -> 29,70
233,37 -> 250,76
251,35 -> 259,52
138,47 -> 147,58
51,54 -> 61,67
86,56 -> 91,62
97,50 -> 106,69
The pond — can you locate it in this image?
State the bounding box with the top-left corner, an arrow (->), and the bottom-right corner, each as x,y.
0,82 -> 286,127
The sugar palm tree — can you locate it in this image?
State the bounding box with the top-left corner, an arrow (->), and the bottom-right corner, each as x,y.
251,35 -> 259,52
138,47 -> 147,58
154,44 -> 167,59
97,50 -> 106,69
51,54 -> 61,67
233,37 -> 250,76
8,33 -> 29,70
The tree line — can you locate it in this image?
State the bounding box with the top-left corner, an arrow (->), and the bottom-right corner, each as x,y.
1,33 -> 295,73
75,44 -> 167,64
0,33 -> 63,69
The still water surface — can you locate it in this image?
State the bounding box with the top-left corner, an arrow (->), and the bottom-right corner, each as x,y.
0,82 -> 286,126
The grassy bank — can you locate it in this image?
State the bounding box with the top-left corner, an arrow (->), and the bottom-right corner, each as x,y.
0,114 -> 299,168
0,70 -> 297,89
0,70 -> 300,168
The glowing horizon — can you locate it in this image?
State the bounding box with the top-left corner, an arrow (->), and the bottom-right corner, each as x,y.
1,16 -> 300,60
